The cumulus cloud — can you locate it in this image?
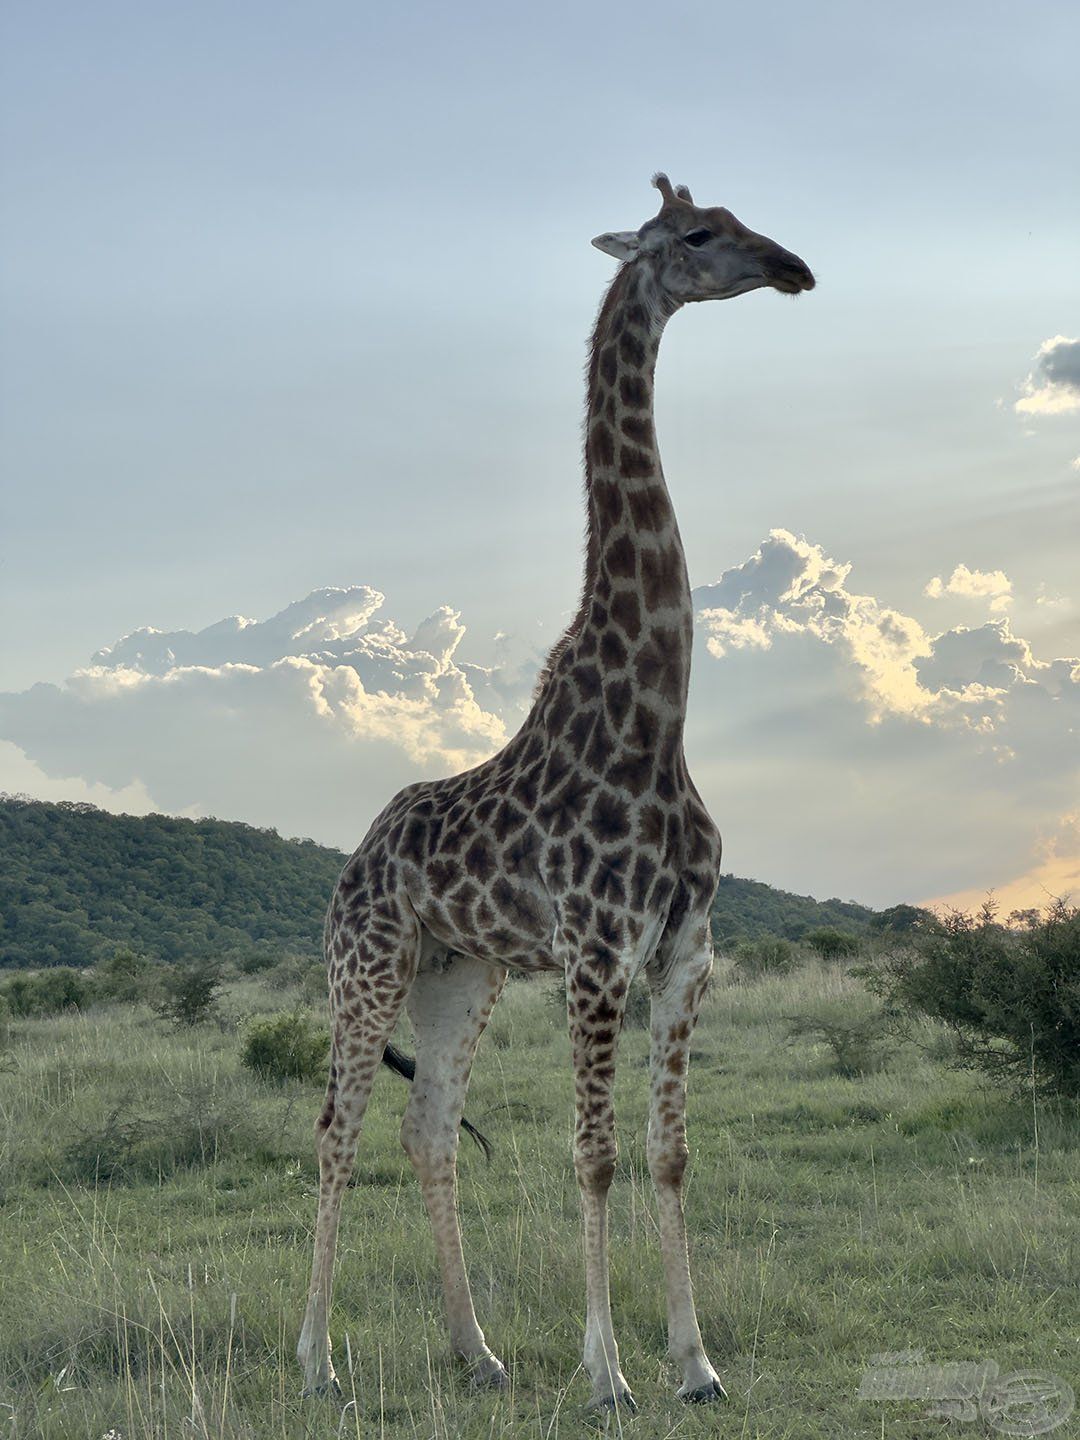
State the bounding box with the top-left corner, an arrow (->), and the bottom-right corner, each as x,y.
0,739 -> 158,815
694,530 -> 931,720
2,535 -> 1077,908
1015,335 -> 1080,416
924,563 -> 1013,614
0,589 -> 534,846
686,530 -> 1079,905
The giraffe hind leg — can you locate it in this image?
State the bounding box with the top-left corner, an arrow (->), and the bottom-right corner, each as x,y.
298,901 -> 421,1398
646,937 -> 726,1404
400,949 -> 509,1388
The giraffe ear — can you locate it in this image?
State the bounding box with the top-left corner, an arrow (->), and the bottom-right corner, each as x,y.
591,231 -> 640,261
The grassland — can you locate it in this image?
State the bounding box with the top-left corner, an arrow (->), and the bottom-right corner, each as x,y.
0,959 -> 1076,1439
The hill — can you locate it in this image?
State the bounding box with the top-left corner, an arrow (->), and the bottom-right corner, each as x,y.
710,872 -> 876,944
0,795 -> 879,969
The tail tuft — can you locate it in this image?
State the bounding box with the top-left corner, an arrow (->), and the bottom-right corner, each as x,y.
381,1042 -> 493,1161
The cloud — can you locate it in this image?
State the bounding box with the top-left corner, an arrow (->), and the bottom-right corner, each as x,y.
0,740 -> 158,815
1015,335 -> 1080,417
2,533 -> 1077,909
0,589 -> 534,847
928,812 -> 1080,913
686,530 -> 1079,905
924,563 -> 1013,614
694,530 -> 932,721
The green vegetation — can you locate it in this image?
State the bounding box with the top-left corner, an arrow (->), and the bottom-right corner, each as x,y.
0,795 -> 342,968
2,796 -> 882,972
241,1011 -> 330,1083
710,871 -> 876,945
805,927 -> 862,961
785,998 -> 893,1077
864,899 -> 1080,1098
0,960 -> 1075,1438
731,935 -> 797,979
0,965 -> 94,1018
155,957 -> 226,1028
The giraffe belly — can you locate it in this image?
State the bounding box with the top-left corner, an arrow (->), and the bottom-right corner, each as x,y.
412,885 -> 562,974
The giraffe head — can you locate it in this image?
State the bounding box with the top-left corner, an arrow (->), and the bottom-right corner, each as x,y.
592,173 -> 814,303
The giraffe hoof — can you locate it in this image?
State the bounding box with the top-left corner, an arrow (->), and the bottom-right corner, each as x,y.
588,1386 -> 637,1415
301,1377 -> 343,1404
680,1378 -> 727,1404
467,1354 -> 509,1390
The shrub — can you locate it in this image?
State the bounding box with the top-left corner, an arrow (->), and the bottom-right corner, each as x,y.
870,904 -> 934,935
94,948 -> 155,1003
301,961 -> 328,1004
732,937 -> 797,980
263,954 -> 319,993
236,950 -> 280,975
155,958 -> 224,1027
241,1011 -> 329,1083
63,1107 -> 146,1184
805,928 -> 861,961
0,966 -> 92,1017
786,1007 -> 893,1077
863,899 -> 1080,1097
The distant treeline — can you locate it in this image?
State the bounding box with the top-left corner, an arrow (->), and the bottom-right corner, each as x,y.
1,795 -> 883,969
711,872 -> 877,944
1,796 -> 340,969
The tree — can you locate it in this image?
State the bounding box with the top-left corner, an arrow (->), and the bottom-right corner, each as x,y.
805,928 -> 861,961
863,899 -> 1080,1097
156,959 -> 224,1027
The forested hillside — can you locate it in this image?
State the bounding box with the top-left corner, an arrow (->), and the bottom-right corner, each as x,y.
1,796 -> 341,968
711,872 -> 876,942
1,795 -> 878,968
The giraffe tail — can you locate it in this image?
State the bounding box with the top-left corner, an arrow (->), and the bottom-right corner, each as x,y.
381,1041 -> 494,1162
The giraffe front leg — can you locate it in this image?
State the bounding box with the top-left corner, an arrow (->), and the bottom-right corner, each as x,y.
647,945 -> 726,1404
566,959 -> 636,1414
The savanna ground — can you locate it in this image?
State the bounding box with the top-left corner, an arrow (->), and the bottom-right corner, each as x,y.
0,957 -> 1076,1439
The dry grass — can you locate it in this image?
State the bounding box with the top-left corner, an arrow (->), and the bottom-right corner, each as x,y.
0,960 -> 1076,1437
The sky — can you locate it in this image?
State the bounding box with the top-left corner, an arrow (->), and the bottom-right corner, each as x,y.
1,0 -> 1078,911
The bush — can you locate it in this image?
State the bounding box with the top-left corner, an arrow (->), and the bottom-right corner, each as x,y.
0,967 -> 92,1017
94,948 -> 156,1003
871,904 -> 934,935
155,959 -> 224,1027
786,1006 -> 893,1077
263,954 -> 320,993
863,899 -> 1080,1097
241,1011 -> 329,1083
732,937 -> 797,980
236,950 -> 280,975
805,928 -> 861,961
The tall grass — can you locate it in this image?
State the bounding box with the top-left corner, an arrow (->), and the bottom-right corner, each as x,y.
0,961 -> 1075,1437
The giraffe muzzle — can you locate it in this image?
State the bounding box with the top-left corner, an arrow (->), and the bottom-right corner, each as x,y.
767,249 -> 816,294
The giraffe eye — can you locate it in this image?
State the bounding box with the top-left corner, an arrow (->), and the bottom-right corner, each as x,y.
682,229 -> 712,248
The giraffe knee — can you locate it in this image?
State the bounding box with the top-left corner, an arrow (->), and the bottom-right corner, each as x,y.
400,1111 -> 455,1175
648,1140 -> 688,1190
575,1136 -> 618,1194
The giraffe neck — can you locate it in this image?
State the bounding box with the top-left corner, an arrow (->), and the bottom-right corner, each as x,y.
580,263 -> 691,711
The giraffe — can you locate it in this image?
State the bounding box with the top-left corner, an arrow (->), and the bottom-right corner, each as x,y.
298,173 -> 814,1412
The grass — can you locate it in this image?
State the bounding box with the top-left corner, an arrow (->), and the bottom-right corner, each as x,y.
0,960 -> 1076,1438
